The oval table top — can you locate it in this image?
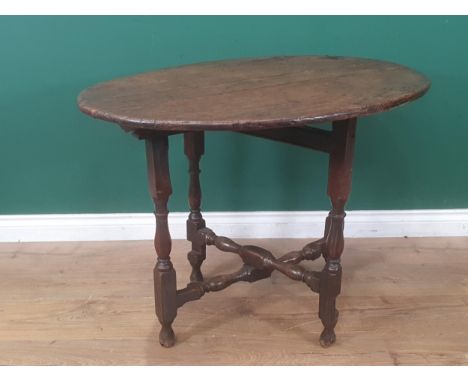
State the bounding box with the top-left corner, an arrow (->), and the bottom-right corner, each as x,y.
77,56 -> 430,131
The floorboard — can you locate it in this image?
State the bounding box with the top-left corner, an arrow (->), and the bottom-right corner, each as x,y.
1,237 -> 467,365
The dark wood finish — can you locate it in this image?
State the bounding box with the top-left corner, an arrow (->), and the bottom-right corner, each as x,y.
319,118 -> 357,347
176,265 -> 271,308
278,238 -> 324,264
198,228 -> 321,291
184,132 -> 206,282
176,236 -> 324,309
145,134 -> 177,348
240,126 -> 333,153
78,56 -> 430,131
77,55 -> 430,350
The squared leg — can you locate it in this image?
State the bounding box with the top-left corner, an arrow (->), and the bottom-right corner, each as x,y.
145,134 -> 177,347
319,118 -> 356,347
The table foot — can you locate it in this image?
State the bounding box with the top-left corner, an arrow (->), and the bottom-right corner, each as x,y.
159,324 -> 176,348
319,325 -> 337,348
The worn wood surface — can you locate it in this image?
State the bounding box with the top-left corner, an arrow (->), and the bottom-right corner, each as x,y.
1,237 -> 467,365
77,56 -> 430,131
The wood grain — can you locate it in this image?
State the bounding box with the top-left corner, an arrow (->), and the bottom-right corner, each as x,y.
0,237 -> 467,365
77,56 -> 430,131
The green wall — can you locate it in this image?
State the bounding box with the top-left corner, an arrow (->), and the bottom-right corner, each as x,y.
0,16 -> 467,214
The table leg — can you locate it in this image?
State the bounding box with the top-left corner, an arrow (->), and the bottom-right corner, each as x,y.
184,132 -> 206,282
145,134 -> 177,348
319,118 -> 356,347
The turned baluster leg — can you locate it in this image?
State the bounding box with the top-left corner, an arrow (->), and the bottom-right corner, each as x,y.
184,132 -> 206,282
319,118 -> 356,347
146,134 -> 177,348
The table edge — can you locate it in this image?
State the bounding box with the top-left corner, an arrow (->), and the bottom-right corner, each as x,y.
77,82 -> 430,131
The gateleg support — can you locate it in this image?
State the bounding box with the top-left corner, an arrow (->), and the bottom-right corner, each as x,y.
184,131 -> 207,282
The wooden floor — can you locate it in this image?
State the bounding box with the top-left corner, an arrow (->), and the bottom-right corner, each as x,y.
1,237 -> 468,365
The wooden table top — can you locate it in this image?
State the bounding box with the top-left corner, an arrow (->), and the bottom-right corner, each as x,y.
77,56 -> 430,131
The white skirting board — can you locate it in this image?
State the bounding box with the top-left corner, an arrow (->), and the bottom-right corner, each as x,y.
0,209 -> 467,243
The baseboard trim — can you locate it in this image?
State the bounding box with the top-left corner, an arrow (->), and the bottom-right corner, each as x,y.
0,209 -> 467,243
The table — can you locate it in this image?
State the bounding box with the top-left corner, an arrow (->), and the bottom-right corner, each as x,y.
77,56 -> 430,348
